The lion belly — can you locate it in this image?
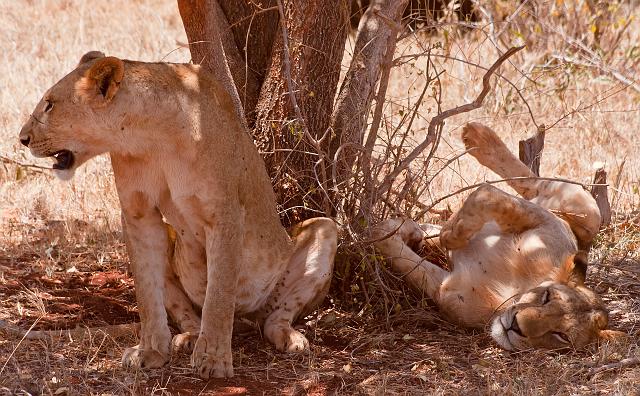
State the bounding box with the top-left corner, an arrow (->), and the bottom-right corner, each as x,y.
441,220 -> 577,327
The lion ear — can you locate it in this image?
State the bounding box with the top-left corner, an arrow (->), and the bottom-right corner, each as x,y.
75,56 -> 124,105
598,329 -> 627,342
558,252 -> 588,286
77,50 -> 105,67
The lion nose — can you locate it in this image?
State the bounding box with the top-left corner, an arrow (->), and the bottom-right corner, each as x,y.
19,125 -> 33,147
510,315 -> 522,335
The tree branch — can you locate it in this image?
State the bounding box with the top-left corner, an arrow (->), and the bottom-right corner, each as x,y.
414,176 -> 604,219
377,45 -> 525,196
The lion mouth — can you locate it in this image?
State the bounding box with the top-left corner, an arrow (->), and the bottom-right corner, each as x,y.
51,150 -> 75,170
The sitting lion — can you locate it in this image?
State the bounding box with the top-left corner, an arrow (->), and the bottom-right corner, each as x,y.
18,52 -> 337,378
373,122 -> 624,350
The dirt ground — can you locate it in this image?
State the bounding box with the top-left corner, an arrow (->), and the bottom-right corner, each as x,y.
1,218 -> 638,395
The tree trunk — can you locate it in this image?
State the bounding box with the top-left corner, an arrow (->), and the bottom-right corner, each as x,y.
177,0 -> 246,122
178,0 -> 349,226
216,1 -> 279,124
253,0 -> 349,225
329,0 -> 409,210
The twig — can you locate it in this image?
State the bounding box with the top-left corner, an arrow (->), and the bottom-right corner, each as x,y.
544,82 -> 631,130
0,317 -> 41,376
0,155 -> 53,177
414,176 -> 605,219
551,53 -> 640,94
588,357 -> 640,377
377,45 -> 525,196
1,155 -> 51,171
394,52 -> 539,128
361,7 -> 403,219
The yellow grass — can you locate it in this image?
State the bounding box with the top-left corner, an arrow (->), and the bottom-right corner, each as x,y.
1,0 -> 639,394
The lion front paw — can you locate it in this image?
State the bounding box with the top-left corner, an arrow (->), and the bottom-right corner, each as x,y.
190,335 -> 234,379
122,345 -> 169,369
172,332 -> 198,354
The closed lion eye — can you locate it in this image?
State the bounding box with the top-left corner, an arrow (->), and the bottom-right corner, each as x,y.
552,332 -> 570,344
541,289 -> 550,305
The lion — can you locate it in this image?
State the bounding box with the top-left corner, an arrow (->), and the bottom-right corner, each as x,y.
18,51 -> 338,378
373,122 -> 624,351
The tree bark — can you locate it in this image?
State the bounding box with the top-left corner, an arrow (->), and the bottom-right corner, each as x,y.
591,165 -> 611,227
178,0 -> 349,226
518,124 -> 546,177
177,0 -> 246,121
253,0 -> 349,225
216,1 -> 279,123
329,0 -> 409,194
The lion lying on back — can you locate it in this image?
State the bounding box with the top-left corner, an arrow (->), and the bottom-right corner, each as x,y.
19,52 -> 337,378
374,123 -> 624,350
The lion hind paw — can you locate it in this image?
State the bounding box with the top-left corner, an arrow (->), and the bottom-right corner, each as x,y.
122,345 -> 169,369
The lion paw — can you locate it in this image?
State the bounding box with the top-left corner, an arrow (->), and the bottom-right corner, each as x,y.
462,123 -> 510,163
122,345 -> 169,369
439,217 -> 473,251
190,336 -> 234,379
268,327 -> 309,353
172,332 -> 198,354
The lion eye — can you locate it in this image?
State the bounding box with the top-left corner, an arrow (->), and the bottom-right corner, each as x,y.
552,332 -> 570,344
44,100 -> 54,112
541,290 -> 550,305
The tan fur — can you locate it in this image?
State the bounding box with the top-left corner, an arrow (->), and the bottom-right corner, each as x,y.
19,52 -> 338,378
373,123 -> 625,350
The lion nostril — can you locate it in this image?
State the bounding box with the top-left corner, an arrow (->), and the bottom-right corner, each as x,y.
510,316 -> 522,335
20,136 -> 31,147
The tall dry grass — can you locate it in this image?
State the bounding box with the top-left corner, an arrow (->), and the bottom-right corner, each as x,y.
0,0 -> 639,394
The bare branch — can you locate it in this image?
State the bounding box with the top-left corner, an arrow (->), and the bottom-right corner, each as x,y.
377,45 -> 525,196
414,176 -> 605,219
588,357 -> 640,377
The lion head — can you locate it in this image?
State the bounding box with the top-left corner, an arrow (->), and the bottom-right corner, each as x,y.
18,51 -> 123,180
490,254 -> 624,350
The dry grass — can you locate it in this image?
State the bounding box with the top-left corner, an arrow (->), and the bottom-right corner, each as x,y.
1,0 -> 639,394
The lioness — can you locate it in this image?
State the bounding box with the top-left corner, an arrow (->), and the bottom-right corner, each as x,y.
18,52 -> 337,378
373,122 -> 623,350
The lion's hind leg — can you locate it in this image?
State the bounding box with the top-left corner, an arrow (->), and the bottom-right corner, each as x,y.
164,273 -> 201,354
462,122 -> 539,199
262,218 -> 337,353
462,122 -> 601,248
372,218 -> 447,302
439,184 -> 550,250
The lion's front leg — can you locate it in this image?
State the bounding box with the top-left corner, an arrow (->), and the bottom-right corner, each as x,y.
120,206 -> 172,370
440,184 -> 550,250
191,214 -> 240,379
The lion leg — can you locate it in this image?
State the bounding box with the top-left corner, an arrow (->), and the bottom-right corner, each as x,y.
462,122 -> 600,248
462,122 -> 540,199
164,272 -> 201,353
160,228 -> 202,354
262,218 -> 337,353
373,218 -> 447,301
119,208 -> 172,370
440,184 -> 551,250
